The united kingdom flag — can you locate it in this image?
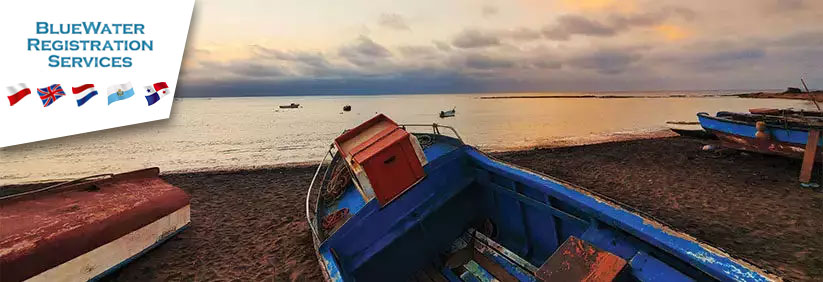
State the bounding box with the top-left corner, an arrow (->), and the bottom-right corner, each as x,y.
37,84 -> 66,107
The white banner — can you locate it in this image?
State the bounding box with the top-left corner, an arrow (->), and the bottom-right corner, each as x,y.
0,0 -> 195,147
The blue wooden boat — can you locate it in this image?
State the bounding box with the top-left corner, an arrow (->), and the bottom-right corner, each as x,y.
307,120 -> 778,281
697,111 -> 823,160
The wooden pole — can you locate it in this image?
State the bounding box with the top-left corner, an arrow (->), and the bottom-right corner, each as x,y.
801,78 -> 820,111
799,129 -> 820,184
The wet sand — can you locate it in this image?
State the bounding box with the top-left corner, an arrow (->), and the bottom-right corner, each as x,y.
4,136 -> 822,281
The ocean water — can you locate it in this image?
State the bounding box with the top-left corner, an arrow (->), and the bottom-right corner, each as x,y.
0,91 -> 813,185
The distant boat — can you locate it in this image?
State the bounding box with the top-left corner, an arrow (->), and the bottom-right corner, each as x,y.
439,107 -> 455,118
280,103 -> 300,109
343,105 -> 352,112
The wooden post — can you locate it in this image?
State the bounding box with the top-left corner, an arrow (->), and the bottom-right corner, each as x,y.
799,129 -> 820,184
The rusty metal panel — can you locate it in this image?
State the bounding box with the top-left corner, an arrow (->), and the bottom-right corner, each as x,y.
535,236 -> 627,282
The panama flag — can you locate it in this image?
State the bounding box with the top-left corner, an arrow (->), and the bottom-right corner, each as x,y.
72,84 -> 98,107
107,82 -> 135,105
144,82 -> 170,106
37,84 -> 66,107
6,83 -> 31,106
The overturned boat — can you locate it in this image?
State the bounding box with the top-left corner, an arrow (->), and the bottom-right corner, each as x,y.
0,168 -> 190,282
306,114 -> 777,281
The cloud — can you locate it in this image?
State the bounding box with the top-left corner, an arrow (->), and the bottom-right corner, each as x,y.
499,28 -> 542,41
610,7 -> 695,28
655,25 -> 691,41
482,5 -> 499,17
378,13 -> 410,30
461,53 -> 515,70
397,45 -> 439,58
433,40 -> 452,51
181,1 -> 823,95
221,61 -> 289,78
530,59 -> 563,69
692,48 -> 766,71
452,29 -> 501,48
543,7 -> 696,40
253,47 -> 330,68
542,15 -> 617,40
338,35 -> 393,66
568,49 -> 642,74
762,0 -> 806,13
179,70 -> 482,97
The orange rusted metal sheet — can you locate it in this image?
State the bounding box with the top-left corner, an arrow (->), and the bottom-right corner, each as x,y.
536,236 -> 627,282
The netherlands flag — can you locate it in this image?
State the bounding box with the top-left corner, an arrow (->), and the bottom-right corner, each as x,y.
72,84 -> 98,107
6,83 -> 31,106
144,82 -> 170,106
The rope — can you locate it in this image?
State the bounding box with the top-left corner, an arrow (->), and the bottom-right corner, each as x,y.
323,161 -> 351,205
322,208 -> 350,231
0,173 -> 114,201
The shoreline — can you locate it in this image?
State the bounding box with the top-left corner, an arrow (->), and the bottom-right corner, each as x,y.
477,91 -> 823,102
736,91 -> 823,101
5,135 -> 821,281
0,129 -> 678,187
478,94 -> 739,99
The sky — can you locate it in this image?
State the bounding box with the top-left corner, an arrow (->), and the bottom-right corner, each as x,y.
178,0 -> 823,96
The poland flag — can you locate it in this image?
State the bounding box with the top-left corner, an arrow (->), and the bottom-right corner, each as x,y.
6,83 -> 31,106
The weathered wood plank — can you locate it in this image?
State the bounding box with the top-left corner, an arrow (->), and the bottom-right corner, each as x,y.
799,129 -> 820,183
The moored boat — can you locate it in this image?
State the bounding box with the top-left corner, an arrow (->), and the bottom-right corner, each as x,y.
439,107 -> 455,118
306,114 -> 777,281
0,168 -> 191,282
666,121 -> 716,139
697,111 -> 823,160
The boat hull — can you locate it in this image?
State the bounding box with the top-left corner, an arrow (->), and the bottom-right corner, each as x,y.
0,168 -> 191,282
698,113 -> 818,160
308,128 -> 778,281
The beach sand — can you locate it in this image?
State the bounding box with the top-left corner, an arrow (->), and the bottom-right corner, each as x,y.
5,136 -> 822,281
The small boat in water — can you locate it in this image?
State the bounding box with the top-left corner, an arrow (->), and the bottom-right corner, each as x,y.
439,107 -> 455,118
697,110 -> 823,160
0,168 -> 190,282
306,114 -> 776,282
280,103 -> 300,109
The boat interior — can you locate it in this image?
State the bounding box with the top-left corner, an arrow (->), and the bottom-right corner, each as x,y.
307,125 -> 771,282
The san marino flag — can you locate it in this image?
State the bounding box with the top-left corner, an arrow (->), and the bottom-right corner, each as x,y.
144,82 -> 170,106
107,82 -> 135,105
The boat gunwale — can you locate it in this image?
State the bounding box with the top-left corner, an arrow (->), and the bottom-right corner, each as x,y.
698,112 -> 823,133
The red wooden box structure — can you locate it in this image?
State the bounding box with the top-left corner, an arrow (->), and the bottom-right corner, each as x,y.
334,114 -> 427,206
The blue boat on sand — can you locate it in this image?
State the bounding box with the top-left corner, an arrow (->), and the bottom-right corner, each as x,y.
307,115 -> 778,282
697,110 -> 823,160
